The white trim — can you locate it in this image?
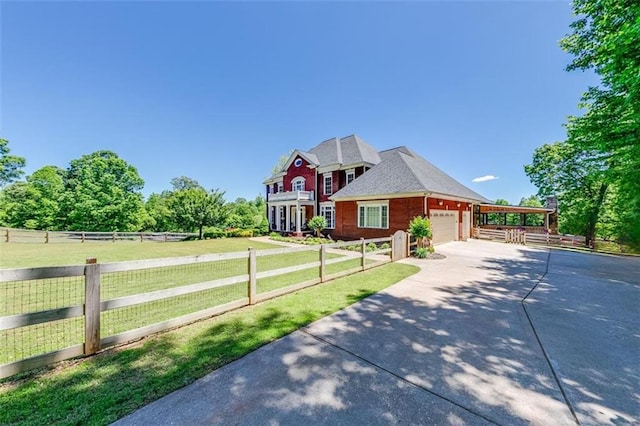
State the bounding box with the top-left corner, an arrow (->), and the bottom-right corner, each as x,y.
357,201 -> 389,229
319,203 -> 335,229
323,173 -> 333,195
346,169 -> 355,185
291,176 -> 305,192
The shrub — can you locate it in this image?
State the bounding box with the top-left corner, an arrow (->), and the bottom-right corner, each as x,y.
269,232 -> 281,237
408,216 -> 433,248
366,242 -> 378,252
203,227 -> 226,239
380,242 -> 390,250
414,247 -> 428,258
307,216 -> 327,237
226,229 -> 254,238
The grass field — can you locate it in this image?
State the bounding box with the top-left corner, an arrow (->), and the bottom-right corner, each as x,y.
0,238 -> 380,366
0,238 -> 279,268
0,261 -> 419,425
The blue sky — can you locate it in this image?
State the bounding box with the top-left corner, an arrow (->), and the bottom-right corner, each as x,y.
1,1 -> 596,204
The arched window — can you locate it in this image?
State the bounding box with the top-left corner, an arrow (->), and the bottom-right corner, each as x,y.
291,177 -> 305,192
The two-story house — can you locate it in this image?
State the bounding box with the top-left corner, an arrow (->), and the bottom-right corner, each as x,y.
264,135 -> 380,236
264,134 -> 492,244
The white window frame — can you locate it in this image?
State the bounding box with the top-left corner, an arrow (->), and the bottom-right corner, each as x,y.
291,177 -> 305,192
323,173 -> 333,195
357,201 -> 389,229
346,169 -> 355,185
320,203 -> 335,229
277,182 -> 283,193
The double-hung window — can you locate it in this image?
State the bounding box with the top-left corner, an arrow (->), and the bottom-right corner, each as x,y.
346,170 -> 355,185
323,173 -> 333,195
357,202 -> 388,229
320,204 -> 335,229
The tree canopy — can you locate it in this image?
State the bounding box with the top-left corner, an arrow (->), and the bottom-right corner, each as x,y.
0,139 -> 26,187
60,151 -> 147,231
526,0 -> 639,247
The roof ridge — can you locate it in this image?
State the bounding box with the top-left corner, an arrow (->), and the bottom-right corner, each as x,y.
395,151 -> 425,188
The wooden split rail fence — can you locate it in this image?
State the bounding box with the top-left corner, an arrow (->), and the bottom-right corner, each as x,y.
1,228 -> 197,243
0,237 -> 397,379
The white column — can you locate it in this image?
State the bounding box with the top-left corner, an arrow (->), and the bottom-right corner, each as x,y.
296,203 -> 301,234
275,206 -> 281,231
285,205 -> 290,232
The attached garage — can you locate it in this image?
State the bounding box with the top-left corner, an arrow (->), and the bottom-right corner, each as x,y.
430,210 -> 459,244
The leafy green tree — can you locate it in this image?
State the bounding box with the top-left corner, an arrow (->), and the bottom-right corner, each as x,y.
307,215 -> 327,237
0,166 -> 65,230
169,184 -> 227,239
525,142 -> 608,246
557,0 -> 639,246
170,176 -> 202,191
224,195 -> 269,234
0,139 -> 26,187
144,191 -> 175,232
61,151 -> 147,231
408,216 -> 432,248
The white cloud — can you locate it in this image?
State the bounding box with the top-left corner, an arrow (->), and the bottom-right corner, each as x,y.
472,175 -> 499,183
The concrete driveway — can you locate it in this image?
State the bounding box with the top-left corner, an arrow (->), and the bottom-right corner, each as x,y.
115,240 -> 639,425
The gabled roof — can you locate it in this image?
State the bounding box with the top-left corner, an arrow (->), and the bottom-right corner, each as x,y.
265,135 -> 380,182
332,146 -> 491,203
308,135 -> 381,168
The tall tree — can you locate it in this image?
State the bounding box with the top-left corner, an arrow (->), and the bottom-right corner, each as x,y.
558,0 -> 640,246
0,166 -> 65,230
525,142 -> 608,246
169,182 -> 227,239
0,139 -> 26,187
61,151 -> 147,231
144,191 -> 175,232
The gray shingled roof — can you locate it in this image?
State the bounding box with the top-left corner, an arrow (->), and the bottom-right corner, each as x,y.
332,146 -> 491,203
308,135 -> 381,167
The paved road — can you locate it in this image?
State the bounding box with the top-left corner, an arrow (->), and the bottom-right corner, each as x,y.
115,241 -> 639,425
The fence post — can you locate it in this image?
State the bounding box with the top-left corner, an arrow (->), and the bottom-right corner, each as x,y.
164,232 -> 168,242
45,231 -> 49,244
319,245 -> 326,282
81,232 -> 85,243
390,235 -> 395,262
360,238 -> 366,271
5,229 -> 9,243
84,258 -> 101,356
248,248 -> 257,304
112,231 -> 116,243
140,233 -> 144,243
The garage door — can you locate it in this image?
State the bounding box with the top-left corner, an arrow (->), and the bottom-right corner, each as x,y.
430,210 -> 458,244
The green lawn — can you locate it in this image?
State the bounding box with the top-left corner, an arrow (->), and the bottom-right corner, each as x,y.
1,238 -> 379,365
0,262 -> 419,425
0,238 -> 279,268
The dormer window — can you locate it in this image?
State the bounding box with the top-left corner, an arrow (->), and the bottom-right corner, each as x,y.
277,182 -> 283,193
292,177 -> 305,192
346,169 -> 355,185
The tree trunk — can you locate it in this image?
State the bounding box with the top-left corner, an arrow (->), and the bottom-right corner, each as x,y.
199,224 -> 204,240
585,183 -> 608,248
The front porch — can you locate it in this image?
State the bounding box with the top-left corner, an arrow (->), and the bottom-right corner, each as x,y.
267,202 -> 315,236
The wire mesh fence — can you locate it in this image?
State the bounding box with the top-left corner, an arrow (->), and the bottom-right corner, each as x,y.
100,258 -> 248,338
0,275 -> 84,365
0,235 -> 396,378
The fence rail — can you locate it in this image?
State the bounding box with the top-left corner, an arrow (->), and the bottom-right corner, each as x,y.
1,228 -> 197,243
0,237 -> 396,379
474,228 -> 587,247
